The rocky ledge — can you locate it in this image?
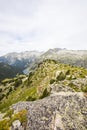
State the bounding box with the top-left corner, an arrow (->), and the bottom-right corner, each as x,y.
12,92 -> 87,130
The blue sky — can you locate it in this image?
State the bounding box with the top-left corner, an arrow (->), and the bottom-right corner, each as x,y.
0,0 -> 87,56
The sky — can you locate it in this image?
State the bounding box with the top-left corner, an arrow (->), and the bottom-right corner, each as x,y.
0,0 -> 87,56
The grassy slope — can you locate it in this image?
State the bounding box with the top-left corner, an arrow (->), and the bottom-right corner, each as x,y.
0,59 -> 87,112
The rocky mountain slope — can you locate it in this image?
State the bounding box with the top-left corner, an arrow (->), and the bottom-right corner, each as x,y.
0,59 -> 87,130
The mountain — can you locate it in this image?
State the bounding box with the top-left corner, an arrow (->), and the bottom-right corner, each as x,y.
23,48 -> 87,74
0,50 -> 87,129
0,62 -> 23,82
0,59 -> 87,129
0,51 -> 43,71
40,48 -> 87,68
1,59 -> 87,108
1,49 -> 87,76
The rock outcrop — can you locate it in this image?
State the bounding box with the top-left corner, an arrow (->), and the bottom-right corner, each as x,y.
12,92 -> 87,130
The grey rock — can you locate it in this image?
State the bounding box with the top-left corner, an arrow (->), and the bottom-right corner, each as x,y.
12,92 -> 87,130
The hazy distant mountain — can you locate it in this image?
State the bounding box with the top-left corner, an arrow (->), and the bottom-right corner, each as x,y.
1,49 -> 87,76
0,51 -> 43,70
40,48 -> 87,68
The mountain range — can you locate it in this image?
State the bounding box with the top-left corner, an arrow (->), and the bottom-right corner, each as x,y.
0,51 -> 42,81
0,48 -> 87,78
40,48 -> 87,67
1,48 -> 87,69
0,51 -> 42,68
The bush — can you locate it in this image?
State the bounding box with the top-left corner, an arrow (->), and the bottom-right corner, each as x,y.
40,88 -> 50,99
0,119 -> 10,130
50,79 -> 55,84
0,93 -> 5,100
0,88 -> 2,92
12,109 -> 27,123
14,79 -> 22,88
56,72 -> 66,81
81,85 -> 87,92
9,87 -> 13,92
79,73 -> 85,78
28,72 -> 33,78
66,69 -> 70,75
26,96 -> 36,101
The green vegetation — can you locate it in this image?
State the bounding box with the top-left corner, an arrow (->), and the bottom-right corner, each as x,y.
50,79 -> 55,84
14,79 -> 22,88
0,119 -> 10,130
0,59 -> 87,112
81,85 -> 87,92
11,109 -> 27,123
68,82 -> 80,92
40,88 -> 50,99
0,59 -> 87,129
56,72 -> 66,81
4,109 -> 14,118
26,96 -> 36,101
0,109 -> 27,130
0,62 -> 23,82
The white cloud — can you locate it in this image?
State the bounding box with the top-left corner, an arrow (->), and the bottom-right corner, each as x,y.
0,0 -> 87,56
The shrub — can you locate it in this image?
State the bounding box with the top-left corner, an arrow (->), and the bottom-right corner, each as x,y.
9,87 -> 13,92
12,109 -> 27,123
28,72 -> 33,78
26,96 -> 36,101
40,88 -> 50,99
50,79 -> 55,84
0,88 -> 2,92
56,72 -> 66,81
66,69 -> 70,75
79,73 -> 85,78
0,119 -> 10,130
14,79 -> 22,88
81,85 -> 87,92
0,93 -> 5,100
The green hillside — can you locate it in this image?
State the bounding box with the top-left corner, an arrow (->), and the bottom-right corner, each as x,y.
0,62 -> 23,82
0,59 -> 87,112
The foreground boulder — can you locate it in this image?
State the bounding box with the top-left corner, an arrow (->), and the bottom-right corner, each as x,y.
12,92 -> 87,130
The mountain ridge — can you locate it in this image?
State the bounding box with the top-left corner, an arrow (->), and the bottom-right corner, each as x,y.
0,59 -> 87,129
1,48 -> 87,81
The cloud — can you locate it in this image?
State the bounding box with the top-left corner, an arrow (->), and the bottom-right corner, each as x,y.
0,0 -> 87,56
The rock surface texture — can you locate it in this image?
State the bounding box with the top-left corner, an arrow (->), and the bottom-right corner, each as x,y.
12,92 -> 87,130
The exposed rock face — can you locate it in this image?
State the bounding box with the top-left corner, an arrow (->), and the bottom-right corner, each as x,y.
12,92 -> 87,130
